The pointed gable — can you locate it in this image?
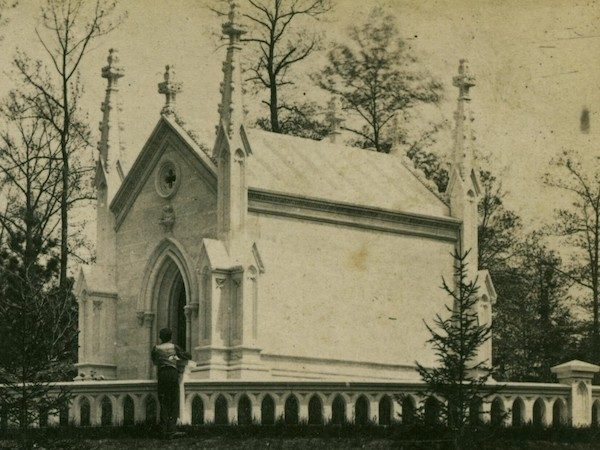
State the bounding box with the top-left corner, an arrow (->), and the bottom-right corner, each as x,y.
110,115 -> 216,230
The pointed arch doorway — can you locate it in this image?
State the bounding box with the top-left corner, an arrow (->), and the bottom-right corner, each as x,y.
139,239 -> 199,379
155,258 -> 188,351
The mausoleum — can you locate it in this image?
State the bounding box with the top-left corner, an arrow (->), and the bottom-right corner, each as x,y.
63,2 -> 600,430
74,3 -> 494,383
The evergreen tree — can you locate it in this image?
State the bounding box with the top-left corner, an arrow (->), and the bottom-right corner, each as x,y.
0,226 -> 77,433
544,149 -> 600,365
493,235 -> 577,382
416,251 -> 495,449
314,7 -> 442,152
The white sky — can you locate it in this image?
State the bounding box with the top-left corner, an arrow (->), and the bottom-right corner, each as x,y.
1,0 -> 599,230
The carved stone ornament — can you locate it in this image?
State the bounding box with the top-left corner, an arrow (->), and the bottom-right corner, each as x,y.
155,159 -> 180,199
137,310 -> 155,327
184,302 -> 199,318
93,300 -> 103,311
159,204 -> 176,233
216,278 -> 227,290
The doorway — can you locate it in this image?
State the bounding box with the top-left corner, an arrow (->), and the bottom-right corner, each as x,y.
155,258 -> 187,351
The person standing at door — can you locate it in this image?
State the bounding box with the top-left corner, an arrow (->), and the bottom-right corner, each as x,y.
151,327 -> 190,437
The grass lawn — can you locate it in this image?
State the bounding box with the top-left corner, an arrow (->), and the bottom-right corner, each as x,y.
3,425 -> 600,449
3,437 -> 600,449
77,438 -> 600,449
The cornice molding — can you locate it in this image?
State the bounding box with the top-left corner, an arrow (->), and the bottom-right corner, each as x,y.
248,189 -> 460,242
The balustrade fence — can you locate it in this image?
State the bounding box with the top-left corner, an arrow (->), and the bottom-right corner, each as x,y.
3,361 -> 599,429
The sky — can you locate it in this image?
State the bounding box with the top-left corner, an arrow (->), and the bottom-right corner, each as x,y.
1,0 -> 599,230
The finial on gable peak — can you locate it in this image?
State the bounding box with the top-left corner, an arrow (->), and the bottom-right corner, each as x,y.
325,97 -> 344,143
158,65 -> 183,117
102,48 -> 124,85
453,59 -> 475,100
216,0 -> 247,140
223,0 -> 246,42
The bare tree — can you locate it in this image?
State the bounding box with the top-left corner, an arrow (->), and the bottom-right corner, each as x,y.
13,0 -> 123,287
0,92 -> 62,270
212,0 -> 330,133
0,93 -> 76,438
544,149 -> 600,362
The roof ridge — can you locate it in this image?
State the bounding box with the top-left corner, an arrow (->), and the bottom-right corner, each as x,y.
398,153 -> 449,205
248,127 -> 449,205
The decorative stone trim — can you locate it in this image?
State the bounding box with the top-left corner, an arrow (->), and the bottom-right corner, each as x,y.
159,204 -> 176,233
248,189 -> 460,242
110,116 -> 217,231
155,159 -> 181,199
33,376 -> 598,428
137,311 -> 155,327
184,302 -> 199,318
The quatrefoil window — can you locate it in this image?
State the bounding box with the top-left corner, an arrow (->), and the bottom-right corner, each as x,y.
156,160 -> 181,198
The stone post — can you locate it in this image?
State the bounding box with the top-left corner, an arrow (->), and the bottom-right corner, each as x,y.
392,398 -> 402,424
179,362 -> 193,425
522,398 -> 534,424
369,397 -> 379,424
251,395 -> 261,423
227,395 -> 237,424
551,360 -> 600,427
204,397 -> 215,423
345,395 -> 355,423
299,395 -> 309,422
274,395 -> 284,422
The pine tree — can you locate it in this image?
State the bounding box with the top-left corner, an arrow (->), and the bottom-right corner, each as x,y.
416,250 -> 496,448
314,6 -> 442,152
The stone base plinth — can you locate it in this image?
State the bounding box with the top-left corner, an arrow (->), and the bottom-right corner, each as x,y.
191,346 -> 267,380
74,363 -> 117,381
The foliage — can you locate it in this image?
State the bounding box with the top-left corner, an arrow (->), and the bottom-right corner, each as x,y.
543,149 -> 600,364
314,7 -> 442,152
492,234 -> 577,382
0,231 -> 77,432
0,65 -> 78,434
403,121 -> 451,192
0,0 -> 17,38
4,422 -> 600,448
417,250 -> 495,449
0,92 -> 63,264
211,0 -> 331,134
255,101 -> 329,140
13,0 -> 124,286
477,170 -> 522,271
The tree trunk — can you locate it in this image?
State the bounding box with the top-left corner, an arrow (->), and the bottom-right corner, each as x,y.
269,79 -> 279,133
59,61 -> 69,289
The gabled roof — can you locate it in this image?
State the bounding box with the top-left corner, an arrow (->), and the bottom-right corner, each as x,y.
74,266 -> 117,297
244,129 -> 450,217
478,269 -> 497,304
113,120 -> 451,227
109,115 -> 217,229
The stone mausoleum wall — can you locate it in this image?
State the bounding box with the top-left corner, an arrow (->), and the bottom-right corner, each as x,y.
114,138 -> 216,380
247,211 -> 456,379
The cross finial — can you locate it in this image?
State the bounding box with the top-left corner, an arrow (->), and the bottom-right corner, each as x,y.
158,65 -> 183,117
325,97 -> 344,143
453,59 -> 475,100
101,48 -> 124,86
222,0 -> 246,43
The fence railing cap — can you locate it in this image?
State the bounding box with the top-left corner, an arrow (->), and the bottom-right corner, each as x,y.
551,359 -> 600,380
